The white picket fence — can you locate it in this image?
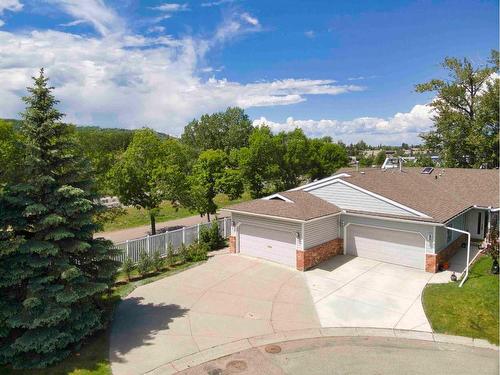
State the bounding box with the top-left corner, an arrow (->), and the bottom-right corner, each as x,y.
112,217 -> 231,263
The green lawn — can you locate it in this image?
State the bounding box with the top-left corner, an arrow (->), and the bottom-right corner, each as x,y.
102,192 -> 251,232
422,256 -> 499,344
1,261 -> 204,375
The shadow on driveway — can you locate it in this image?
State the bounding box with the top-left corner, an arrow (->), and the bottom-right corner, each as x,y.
109,297 -> 189,364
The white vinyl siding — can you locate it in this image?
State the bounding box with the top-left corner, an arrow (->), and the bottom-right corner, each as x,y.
341,214 -> 435,253
346,224 -> 425,270
435,213 -> 467,252
303,216 -> 339,249
308,181 -> 419,217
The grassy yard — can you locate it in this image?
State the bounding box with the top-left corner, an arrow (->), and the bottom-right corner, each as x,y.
422,256 -> 499,344
102,192 -> 251,232
1,261 -> 204,375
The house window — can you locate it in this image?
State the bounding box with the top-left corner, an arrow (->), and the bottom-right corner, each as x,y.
477,212 -> 482,235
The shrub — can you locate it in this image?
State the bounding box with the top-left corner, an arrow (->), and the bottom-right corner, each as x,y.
122,257 -> 135,281
178,243 -> 189,263
485,226 -> 499,261
200,220 -> 225,250
151,250 -> 163,272
166,242 -> 175,266
188,241 -> 209,262
137,251 -> 153,277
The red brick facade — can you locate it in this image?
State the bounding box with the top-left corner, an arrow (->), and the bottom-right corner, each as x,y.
229,235 -> 236,253
296,238 -> 343,271
425,234 -> 467,272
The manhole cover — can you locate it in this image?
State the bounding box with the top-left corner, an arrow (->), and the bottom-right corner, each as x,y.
226,360 -> 248,372
265,344 -> 282,354
207,368 -> 223,375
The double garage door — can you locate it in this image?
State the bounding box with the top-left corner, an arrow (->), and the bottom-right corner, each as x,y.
346,224 -> 425,270
239,224 -> 296,267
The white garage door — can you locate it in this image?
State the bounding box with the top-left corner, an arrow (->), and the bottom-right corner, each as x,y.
346,224 -> 425,269
239,224 -> 296,267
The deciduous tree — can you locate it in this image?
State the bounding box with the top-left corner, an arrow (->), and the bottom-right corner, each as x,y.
181,107 -> 253,153
188,149 -> 243,221
416,50 -> 499,167
236,126 -> 280,198
108,129 -> 190,234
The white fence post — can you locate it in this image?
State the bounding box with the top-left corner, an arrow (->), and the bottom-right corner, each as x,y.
182,227 -> 186,244
126,240 -> 129,260
197,224 -> 200,240
146,235 -> 150,254
223,219 -> 227,238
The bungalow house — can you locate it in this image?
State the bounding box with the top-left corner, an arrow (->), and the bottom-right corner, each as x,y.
224,167 -> 499,273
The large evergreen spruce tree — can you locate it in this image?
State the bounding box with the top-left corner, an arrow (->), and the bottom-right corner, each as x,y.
0,70 -> 120,369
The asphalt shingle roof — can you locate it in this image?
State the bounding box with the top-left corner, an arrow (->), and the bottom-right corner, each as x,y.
224,191 -> 341,221
335,167 -> 499,223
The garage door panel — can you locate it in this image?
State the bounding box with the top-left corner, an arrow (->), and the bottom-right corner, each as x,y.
347,225 -> 424,270
239,224 -> 296,267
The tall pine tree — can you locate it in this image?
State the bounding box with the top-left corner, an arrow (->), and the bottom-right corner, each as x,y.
0,70 -> 120,369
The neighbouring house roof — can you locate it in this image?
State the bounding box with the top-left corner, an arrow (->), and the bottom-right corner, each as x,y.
332,167 -> 499,223
224,191 -> 341,221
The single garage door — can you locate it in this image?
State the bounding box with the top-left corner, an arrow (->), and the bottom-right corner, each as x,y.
346,224 -> 425,269
239,224 -> 296,267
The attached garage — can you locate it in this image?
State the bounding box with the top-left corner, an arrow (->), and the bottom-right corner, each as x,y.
224,191 -> 342,269
345,224 -> 425,270
239,224 -> 297,267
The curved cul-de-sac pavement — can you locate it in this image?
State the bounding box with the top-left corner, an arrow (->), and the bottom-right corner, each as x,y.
109,252 -> 468,375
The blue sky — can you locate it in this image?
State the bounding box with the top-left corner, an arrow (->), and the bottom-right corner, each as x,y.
0,0 -> 497,144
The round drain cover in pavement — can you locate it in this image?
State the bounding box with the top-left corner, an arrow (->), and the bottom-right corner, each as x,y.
207,368 -> 223,375
264,344 -> 282,354
225,360 -> 247,372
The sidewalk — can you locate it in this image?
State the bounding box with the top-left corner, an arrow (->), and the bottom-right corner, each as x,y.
96,213 -> 228,243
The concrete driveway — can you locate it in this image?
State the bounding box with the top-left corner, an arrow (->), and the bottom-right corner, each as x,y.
110,253 -> 436,374
110,254 -> 319,375
306,255 -> 432,331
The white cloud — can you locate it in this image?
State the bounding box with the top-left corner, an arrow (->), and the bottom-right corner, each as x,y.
347,75 -> 377,81
0,0 -> 22,14
147,25 -> 166,33
0,0 -> 22,27
59,19 -> 86,27
253,104 -> 434,145
211,11 -> 261,45
153,3 -> 189,12
201,0 -> 235,7
0,29 -> 363,136
240,12 -> 259,26
304,30 -> 315,38
47,0 -> 123,36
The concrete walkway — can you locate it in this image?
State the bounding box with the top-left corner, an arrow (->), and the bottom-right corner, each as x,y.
175,333 -> 499,375
96,214 -> 227,243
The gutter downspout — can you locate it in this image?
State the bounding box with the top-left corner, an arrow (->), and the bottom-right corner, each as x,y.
445,226 -> 471,287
